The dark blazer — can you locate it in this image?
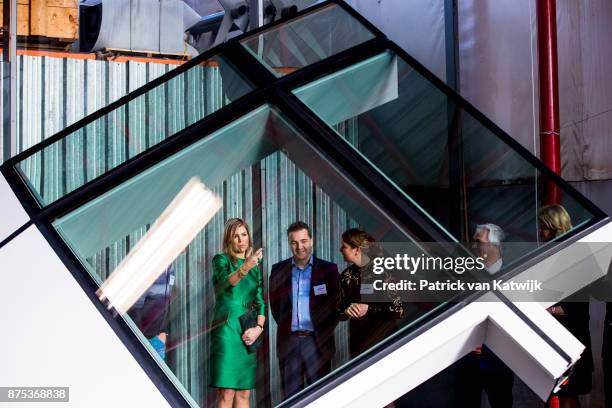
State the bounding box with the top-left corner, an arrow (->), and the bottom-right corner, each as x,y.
269,256 -> 340,362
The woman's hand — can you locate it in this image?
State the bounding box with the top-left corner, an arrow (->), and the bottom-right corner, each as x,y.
242,326 -> 263,346
345,303 -> 369,318
243,248 -> 263,272
547,305 -> 566,316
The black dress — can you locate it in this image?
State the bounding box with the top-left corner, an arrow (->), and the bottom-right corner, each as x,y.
554,302 -> 593,396
337,263 -> 405,357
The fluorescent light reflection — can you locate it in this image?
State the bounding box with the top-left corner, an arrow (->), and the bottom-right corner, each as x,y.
97,177 -> 222,315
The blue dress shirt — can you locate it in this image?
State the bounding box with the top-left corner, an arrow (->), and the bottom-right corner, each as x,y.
291,256 -> 314,332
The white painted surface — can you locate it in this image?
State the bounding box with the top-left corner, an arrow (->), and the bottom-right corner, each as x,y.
0,225 -> 170,408
499,221 -> 612,305
306,302 -> 489,408
306,295 -> 582,407
578,219 -> 612,243
308,220 -> 612,407
0,173 -> 30,243
485,301 -> 582,400
511,301 -> 585,365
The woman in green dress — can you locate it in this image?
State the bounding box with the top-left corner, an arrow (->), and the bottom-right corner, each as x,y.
210,218 -> 265,408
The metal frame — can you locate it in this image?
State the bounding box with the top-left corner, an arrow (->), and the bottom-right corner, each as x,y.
303,294 -> 587,407
0,220 -> 32,249
31,220 -> 194,407
0,0 -> 609,407
3,0 -> 603,221
444,0 -> 459,91
380,40 -> 605,220
2,0 -> 17,161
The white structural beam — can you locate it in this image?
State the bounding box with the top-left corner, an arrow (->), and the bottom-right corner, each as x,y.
0,172 -> 30,242
0,225 -> 172,408
484,301 -> 582,400
306,296 -> 580,408
307,222 -> 612,408
500,221 -> 612,307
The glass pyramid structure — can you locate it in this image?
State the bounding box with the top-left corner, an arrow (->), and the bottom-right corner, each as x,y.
1,1 -> 609,407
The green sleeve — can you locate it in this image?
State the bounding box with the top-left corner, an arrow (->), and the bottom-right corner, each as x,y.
212,254 -> 233,291
256,267 -> 266,316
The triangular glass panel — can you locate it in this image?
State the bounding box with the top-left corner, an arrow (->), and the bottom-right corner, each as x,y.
1,1 -> 608,407
240,3 -> 376,76
293,49 -> 603,271
14,54 -> 252,207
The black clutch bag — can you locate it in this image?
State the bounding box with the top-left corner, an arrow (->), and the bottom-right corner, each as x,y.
239,308 -> 263,353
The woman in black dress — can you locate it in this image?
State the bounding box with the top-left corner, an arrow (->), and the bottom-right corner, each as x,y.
337,228 -> 405,358
540,204 -> 593,408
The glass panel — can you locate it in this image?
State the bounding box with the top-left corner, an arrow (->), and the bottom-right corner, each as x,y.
16,0 -> 211,55
240,4 -> 375,77
293,50 -> 599,269
1,60 -> 9,163
393,352 -> 522,407
52,104 -> 457,407
14,54 -> 253,207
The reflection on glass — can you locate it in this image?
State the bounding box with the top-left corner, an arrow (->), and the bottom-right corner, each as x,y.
97,177 -> 222,315
395,346 -> 515,407
17,1 -> 201,57
293,50 -> 598,268
15,55 -> 252,207
240,4 -> 375,77
52,105 -> 451,407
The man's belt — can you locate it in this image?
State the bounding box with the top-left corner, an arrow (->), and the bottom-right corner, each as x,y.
291,330 -> 313,337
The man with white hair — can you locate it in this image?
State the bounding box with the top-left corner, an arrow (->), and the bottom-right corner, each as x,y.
473,223 -> 505,275
454,223 -> 514,407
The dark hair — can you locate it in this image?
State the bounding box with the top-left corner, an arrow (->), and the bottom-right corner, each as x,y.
287,221 -> 312,238
342,228 -> 375,248
342,228 -> 382,258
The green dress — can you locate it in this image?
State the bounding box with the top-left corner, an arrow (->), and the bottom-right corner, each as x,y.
210,253 -> 266,389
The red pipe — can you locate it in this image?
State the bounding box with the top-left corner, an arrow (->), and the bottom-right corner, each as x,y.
537,0 -> 562,205
539,0 -> 563,401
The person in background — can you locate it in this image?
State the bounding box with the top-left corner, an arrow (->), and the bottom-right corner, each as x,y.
128,264 -> 175,361
540,204 -> 593,408
455,223 -> 514,408
337,228 -> 404,357
209,218 -> 265,408
473,223 -> 505,275
269,221 -> 340,400
337,228 -> 404,408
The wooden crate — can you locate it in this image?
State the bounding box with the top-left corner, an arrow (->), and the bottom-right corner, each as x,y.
0,0 -> 78,40
0,0 -> 30,36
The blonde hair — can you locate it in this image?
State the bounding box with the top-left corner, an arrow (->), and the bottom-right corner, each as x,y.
222,218 -> 252,260
538,205 -> 572,238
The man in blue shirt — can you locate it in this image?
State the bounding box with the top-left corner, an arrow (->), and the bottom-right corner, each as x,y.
269,221 -> 340,400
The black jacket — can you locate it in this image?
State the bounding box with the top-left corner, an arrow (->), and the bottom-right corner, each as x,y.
337,263 -> 404,357
269,256 -> 339,362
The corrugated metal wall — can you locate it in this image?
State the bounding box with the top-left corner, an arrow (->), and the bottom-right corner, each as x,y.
88,150 -> 357,407
5,54 -> 358,407
8,56 -> 232,206
261,119 -> 359,405
3,56 -> 173,157
345,0 -> 612,222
